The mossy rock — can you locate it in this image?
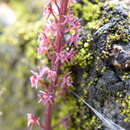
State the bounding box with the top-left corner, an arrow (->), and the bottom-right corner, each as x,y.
70,1 -> 130,130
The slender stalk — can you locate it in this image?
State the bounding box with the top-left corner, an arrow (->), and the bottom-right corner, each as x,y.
44,102 -> 53,130
28,0 -> 80,130
44,1 -> 69,129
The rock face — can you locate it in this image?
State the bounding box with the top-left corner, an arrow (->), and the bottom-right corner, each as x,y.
71,1 -> 130,130
0,3 -> 16,27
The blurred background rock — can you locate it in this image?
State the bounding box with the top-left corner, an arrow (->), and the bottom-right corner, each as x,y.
0,0 -> 44,130
0,2 -> 16,27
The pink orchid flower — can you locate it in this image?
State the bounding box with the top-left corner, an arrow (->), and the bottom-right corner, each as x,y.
55,49 -> 75,63
47,70 -> 57,82
37,46 -> 48,55
60,74 -> 72,95
38,33 -> 50,55
38,90 -> 53,104
39,66 -> 50,77
61,74 -> 73,87
27,113 -> 40,129
30,71 -> 40,89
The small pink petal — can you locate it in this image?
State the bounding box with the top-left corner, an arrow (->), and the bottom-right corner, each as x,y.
38,91 -> 53,104
39,67 -> 50,77
30,71 -> 40,89
47,70 -> 57,82
37,46 -> 48,55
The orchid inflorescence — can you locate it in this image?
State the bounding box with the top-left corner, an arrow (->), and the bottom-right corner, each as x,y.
27,0 -> 80,130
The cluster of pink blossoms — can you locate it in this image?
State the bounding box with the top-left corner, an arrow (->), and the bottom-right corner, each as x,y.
30,67 -> 56,89
27,0 -> 80,129
55,48 -> 75,63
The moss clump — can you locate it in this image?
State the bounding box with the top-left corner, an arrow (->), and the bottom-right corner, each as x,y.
121,72 -> 130,80
116,93 -> 130,123
70,98 -> 102,130
73,0 -> 102,30
74,32 -> 94,68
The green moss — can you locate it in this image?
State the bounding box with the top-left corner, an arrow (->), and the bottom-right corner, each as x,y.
109,33 -> 120,41
74,32 -> 93,68
121,72 -> 130,80
73,0 -> 102,30
52,97 -> 77,130
70,96 -> 102,130
70,1 -> 130,129
116,94 -> 130,123
101,66 -> 107,73
82,2 -> 100,21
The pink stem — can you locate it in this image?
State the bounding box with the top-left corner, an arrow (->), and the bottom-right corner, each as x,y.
44,102 -> 53,130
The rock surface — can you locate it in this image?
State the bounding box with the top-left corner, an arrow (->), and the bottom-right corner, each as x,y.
71,1 -> 130,129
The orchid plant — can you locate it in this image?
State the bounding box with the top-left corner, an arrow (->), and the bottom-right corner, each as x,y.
27,0 -> 80,130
